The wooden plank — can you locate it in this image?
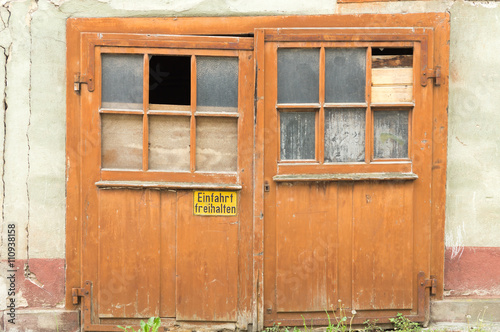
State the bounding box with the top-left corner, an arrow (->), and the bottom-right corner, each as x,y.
98,189 -> 161,318
430,15 -> 450,300
160,191 -> 177,317
352,182 -> 413,310
176,191 -> 239,321
372,68 -> 413,85
372,55 -> 413,68
275,183 -> 338,312
273,172 -> 418,182
371,85 -> 413,103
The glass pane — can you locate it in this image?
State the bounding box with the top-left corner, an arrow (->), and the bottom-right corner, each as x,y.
197,57 -> 238,113
101,54 -> 143,109
196,117 -> 238,172
278,49 -> 319,104
280,111 -> 316,160
325,48 -> 366,103
373,110 -> 409,159
101,114 -> 143,169
149,116 -> 190,171
324,108 -> 365,163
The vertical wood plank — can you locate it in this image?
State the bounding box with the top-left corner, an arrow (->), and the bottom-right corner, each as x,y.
337,182 -> 353,309
176,191 -> 239,322
275,182 -> 338,312
160,190 -> 177,317
98,189 -> 161,318
352,182 -> 413,310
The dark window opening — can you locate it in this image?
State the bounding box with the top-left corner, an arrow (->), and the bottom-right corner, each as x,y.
372,47 -> 413,56
149,55 -> 191,105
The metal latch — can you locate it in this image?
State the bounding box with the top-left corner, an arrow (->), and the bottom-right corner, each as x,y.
72,287 -> 88,305
74,73 -> 94,92
421,276 -> 437,295
264,181 -> 270,192
421,66 -> 442,86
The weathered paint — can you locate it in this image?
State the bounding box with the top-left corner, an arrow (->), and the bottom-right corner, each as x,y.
0,0 -> 497,330
445,247 -> 500,297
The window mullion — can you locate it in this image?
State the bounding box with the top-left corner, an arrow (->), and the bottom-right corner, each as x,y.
190,55 -> 197,173
318,46 -> 325,164
143,53 -> 150,171
365,46 -> 373,164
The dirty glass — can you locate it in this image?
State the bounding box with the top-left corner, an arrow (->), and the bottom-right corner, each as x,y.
325,48 -> 366,103
196,117 -> 238,172
278,49 -> 320,104
197,56 -> 238,113
324,108 -> 365,163
101,114 -> 143,169
373,110 -> 409,159
149,116 -> 190,171
101,54 -> 143,109
280,111 -> 316,160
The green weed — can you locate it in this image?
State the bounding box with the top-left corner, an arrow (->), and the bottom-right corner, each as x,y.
389,313 -> 421,332
118,316 -> 161,332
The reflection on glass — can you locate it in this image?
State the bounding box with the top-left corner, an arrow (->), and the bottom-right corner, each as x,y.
373,111 -> 409,159
101,114 -> 143,169
101,54 -> 143,109
324,108 -> 365,163
149,116 -> 190,171
278,49 -> 319,104
197,57 -> 238,113
280,111 -> 316,160
196,117 -> 238,172
325,48 -> 366,103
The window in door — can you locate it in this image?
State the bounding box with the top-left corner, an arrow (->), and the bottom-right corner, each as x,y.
100,51 -> 239,176
277,46 -> 414,166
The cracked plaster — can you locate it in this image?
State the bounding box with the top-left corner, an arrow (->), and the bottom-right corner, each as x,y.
0,0 -> 497,295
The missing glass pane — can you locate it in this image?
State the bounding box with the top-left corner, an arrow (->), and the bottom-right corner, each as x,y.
324,108 -> 365,163
373,110 -> 409,159
280,111 -> 316,161
149,55 -> 191,106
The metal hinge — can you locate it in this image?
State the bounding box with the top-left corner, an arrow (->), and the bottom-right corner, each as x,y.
74,73 -> 94,92
421,275 -> 437,296
72,287 -> 88,305
421,66 -> 442,86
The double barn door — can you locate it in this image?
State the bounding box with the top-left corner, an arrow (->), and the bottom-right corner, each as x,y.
68,24 -> 443,331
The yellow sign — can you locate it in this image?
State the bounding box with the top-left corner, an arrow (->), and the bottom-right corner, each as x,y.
194,191 -> 238,216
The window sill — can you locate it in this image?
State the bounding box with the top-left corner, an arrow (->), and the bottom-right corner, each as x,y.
273,172 -> 418,182
96,181 -> 242,190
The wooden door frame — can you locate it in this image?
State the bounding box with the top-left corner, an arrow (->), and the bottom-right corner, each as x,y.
66,13 -> 449,331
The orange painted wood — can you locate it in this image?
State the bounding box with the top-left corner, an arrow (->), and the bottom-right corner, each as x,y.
175,191 -> 239,321
66,14 -> 449,327
275,183 -> 338,312
98,189 -> 161,318
351,182 -> 414,310
160,191 -> 177,318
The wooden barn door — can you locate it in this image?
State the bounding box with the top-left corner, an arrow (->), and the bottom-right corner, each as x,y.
261,28 -> 438,326
75,34 -> 254,331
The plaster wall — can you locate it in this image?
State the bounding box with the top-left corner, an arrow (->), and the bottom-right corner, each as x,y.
0,0 -> 498,325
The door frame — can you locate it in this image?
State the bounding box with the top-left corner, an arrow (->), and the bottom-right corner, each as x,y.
66,13 -> 449,331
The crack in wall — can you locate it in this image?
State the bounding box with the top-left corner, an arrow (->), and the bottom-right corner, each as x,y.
24,0 -> 39,264
0,4 -> 11,251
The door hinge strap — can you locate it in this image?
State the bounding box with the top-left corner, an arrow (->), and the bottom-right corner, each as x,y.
74,73 -> 94,92
421,276 -> 437,295
421,66 -> 442,86
72,287 -> 88,305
